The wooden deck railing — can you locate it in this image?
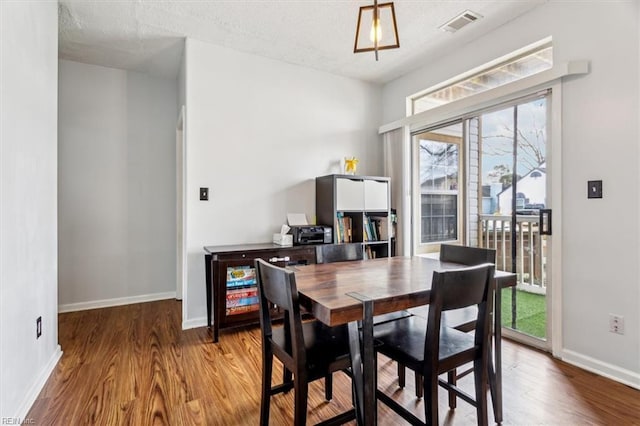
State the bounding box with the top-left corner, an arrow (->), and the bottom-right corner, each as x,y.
479,214 -> 546,291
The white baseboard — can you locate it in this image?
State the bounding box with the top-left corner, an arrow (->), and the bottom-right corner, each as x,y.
58,291 -> 176,313
182,316 -> 207,330
14,345 -> 62,421
561,349 -> 640,390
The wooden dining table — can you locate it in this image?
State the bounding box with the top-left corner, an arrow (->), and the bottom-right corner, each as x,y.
291,255 -> 517,426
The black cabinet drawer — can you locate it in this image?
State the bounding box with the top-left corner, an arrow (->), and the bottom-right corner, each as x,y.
282,247 -> 316,264
216,250 -> 279,262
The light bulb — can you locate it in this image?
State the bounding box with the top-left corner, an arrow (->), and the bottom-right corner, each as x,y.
369,18 -> 382,43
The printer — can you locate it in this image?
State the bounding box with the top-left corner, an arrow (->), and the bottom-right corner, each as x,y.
289,225 -> 332,245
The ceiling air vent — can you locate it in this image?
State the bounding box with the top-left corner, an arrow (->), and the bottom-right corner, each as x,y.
439,10 -> 483,33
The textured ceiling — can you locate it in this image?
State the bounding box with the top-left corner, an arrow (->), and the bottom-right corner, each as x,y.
58,0 -> 547,83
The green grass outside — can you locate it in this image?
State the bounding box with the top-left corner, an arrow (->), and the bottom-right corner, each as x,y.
501,288 -> 546,339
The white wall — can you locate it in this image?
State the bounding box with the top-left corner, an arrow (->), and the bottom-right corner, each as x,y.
58,60 -> 178,311
183,38 -> 382,325
0,2 -> 61,419
382,2 -> 640,386
178,50 -> 186,110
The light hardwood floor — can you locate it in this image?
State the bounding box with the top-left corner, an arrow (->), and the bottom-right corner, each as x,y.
28,300 -> 640,425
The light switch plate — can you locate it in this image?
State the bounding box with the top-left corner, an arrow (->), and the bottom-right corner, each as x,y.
587,180 -> 602,199
200,187 -> 209,201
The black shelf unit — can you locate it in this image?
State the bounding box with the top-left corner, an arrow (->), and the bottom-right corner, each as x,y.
316,174 -> 392,259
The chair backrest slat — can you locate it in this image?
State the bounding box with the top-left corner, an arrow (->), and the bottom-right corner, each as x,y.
425,264 -> 495,360
316,243 -> 364,264
436,264 -> 494,311
255,258 -> 306,363
439,244 -> 495,266
256,258 -> 296,310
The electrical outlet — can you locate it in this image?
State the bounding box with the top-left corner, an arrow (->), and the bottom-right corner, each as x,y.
36,316 -> 42,339
609,314 -> 624,335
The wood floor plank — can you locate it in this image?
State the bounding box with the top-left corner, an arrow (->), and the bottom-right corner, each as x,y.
176,399 -> 206,425
27,300 -> 640,425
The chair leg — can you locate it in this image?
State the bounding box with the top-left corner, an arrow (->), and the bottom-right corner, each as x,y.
415,373 -> 423,399
447,369 -> 457,408
293,374 -> 309,426
423,370 -> 439,426
473,359 -> 489,426
260,352 -> 273,426
283,367 -> 293,390
325,373 -> 333,401
397,363 -> 406,388
488,348 -> 501,423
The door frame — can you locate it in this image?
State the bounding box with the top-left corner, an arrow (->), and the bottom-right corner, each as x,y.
407,81 -> 562,355
176,106 -> 187,312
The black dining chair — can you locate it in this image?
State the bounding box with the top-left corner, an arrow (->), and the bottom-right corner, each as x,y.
405,244 -> 496,399
437,244 -> 496,332
373,263 -> 496,426
411,245 -> 496,327
316,243 -> 417,395
316,243 -> 414,402
254,258 -> 356,426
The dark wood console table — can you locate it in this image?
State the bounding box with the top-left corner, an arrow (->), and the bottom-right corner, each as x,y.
203,243 -> 317,342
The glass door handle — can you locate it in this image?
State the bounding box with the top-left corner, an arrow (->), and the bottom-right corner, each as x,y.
540,209 -> 552,235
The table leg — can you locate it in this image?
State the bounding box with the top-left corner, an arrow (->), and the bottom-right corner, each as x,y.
346,293 -> 376,426
492,283 -> 504,423
348,322 -> 364,424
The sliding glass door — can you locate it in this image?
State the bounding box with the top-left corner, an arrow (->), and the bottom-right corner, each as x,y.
413,93 -> 551,347
478,95 -> 549,345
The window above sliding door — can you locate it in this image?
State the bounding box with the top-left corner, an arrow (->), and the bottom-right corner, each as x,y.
409,42 -> 552,115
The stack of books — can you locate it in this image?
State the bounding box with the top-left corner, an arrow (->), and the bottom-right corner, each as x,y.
335,212 -> 353,243
363,216 -> 378,241
226,266 -> 259,315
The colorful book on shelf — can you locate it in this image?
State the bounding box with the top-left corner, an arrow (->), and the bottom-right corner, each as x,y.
226,288 -> 258,308
227,288 -> 258,299
363,245 -> 380,259
363,217 -> 369,241
377,218 -> 389,240
336,212 -> 344,243
226,304 -> 260,316
336,212 -> 354,243
369,216 -> 389,241
226,296 -> 260,308
364,216 -> 378,241
364,245 -> 376,259
226,266 -> 257,288
346,216 -> 353,242
371,217 -> 378,241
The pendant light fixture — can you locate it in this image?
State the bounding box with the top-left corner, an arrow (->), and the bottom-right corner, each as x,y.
353,0 -> 399,61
